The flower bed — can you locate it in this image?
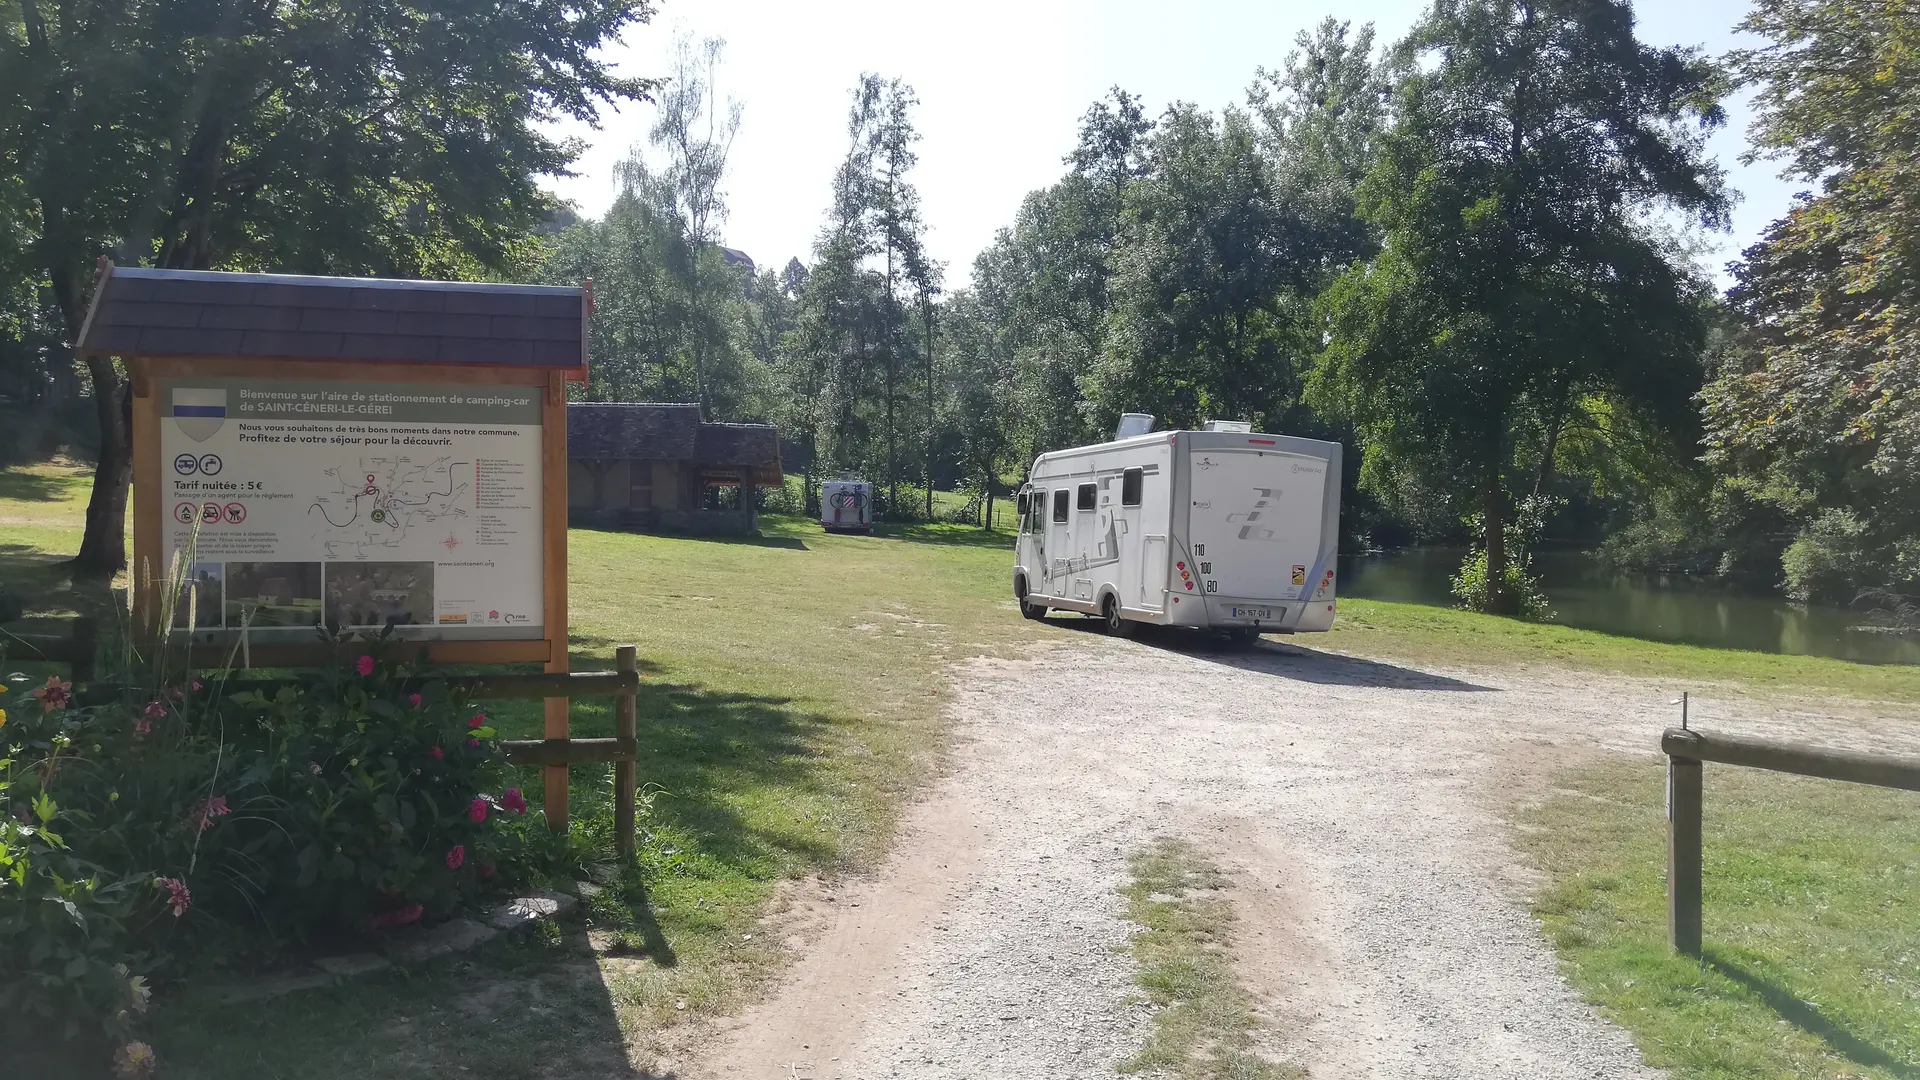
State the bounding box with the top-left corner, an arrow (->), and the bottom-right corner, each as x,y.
0,647 -> 566,1075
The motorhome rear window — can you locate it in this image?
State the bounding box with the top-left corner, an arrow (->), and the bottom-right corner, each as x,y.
1052,489 -> 1069,522
1121,468 -> 1143,507
1076,483 -> 1096,511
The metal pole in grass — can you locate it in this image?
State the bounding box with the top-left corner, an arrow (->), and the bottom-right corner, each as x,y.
615,645 -> 638,858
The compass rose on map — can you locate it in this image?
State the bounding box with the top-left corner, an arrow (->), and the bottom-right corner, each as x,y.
440,534 -> 462,553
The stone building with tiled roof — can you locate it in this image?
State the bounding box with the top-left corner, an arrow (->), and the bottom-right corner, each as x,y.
567,403 -> 781,535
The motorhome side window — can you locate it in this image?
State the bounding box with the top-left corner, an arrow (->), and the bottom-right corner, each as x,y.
1076,483 -> 1096,511
1052,489 -> 1069,523
1027,491 -> 1044,531
1121,468 -> 1142,507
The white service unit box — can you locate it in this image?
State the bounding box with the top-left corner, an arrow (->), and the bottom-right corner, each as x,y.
1012,426 -> 1342,637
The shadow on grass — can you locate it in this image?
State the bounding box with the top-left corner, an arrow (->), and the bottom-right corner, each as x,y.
1704,951 -> 1920,1079
873,522 -> 1013,550
573,523 -> 809,551
1043,614 -> 1494,692
151,931 -> 660,1080
0,466 -> 85,503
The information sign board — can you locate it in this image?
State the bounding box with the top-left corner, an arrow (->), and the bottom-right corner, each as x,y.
157,377 -> 545,640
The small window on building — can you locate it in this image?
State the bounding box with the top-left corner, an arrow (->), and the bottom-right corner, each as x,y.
1076,483 -> 1096,511
1121,468 -> 1143,507
1052,488 -> 1070,523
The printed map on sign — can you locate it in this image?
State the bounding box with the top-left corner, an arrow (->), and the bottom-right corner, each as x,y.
309,456 -> 470,558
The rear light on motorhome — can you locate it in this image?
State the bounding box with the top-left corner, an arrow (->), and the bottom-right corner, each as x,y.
1248,438 -> 1275,446
1176,562 -> 1185,570
1184,581 -> 1193,590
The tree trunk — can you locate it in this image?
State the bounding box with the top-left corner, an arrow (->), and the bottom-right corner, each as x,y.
924,295 -> 934,522
1481,478 -> 1515,617
984,485 -> 994,532
1532,405 -> 1565,499
71,355 -> 132,580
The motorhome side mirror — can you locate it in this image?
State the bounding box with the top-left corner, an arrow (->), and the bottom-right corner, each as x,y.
1017,492 -> 1030,516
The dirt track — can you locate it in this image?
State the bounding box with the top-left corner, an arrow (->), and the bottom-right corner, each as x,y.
685,629 -> 1920,1079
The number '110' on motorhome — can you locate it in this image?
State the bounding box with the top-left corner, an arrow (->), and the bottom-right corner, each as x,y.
1013,415 -> 1343,640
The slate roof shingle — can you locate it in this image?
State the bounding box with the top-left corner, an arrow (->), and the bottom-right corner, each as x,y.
569,403 -> 782,484
75,264 -> 587,375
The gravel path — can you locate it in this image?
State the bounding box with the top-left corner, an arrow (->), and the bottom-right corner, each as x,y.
696,630 -> 1920,1080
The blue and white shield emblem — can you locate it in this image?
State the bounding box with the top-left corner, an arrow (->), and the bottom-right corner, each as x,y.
172,388 -> 227,443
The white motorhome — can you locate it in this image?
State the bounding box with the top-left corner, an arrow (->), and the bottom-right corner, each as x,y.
820,478 -> 874,534
1013,418 -> 1342,639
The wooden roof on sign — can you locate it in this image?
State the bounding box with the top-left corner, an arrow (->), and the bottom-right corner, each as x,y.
74,262 -> 588,378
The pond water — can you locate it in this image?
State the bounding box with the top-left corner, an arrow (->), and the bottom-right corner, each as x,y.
1337,548 -> 1920,666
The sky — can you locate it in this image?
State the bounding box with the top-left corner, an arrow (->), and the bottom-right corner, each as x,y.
542,0 -> 1798,290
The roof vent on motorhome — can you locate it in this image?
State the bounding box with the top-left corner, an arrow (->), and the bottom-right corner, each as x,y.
1203,420 -> 1252,433
1115,413 -> 1156,440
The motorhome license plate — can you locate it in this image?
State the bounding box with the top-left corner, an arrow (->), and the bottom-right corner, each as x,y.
1231,606 -> 1273,620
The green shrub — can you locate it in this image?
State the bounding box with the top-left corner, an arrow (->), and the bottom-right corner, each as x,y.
0,642 -> 561,1066
1450,495 -> 1557,621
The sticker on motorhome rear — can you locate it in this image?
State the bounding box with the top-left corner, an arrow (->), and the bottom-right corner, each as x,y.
1291,564 -> 1307,585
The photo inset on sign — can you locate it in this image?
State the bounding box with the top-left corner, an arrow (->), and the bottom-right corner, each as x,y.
324,562 -> 435,628
223,562 -> 323,627
172,562 -> 224,629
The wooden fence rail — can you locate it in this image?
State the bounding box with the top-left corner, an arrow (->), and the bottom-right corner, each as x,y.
4,621 -> 643,856
1660,726 -> 1920,955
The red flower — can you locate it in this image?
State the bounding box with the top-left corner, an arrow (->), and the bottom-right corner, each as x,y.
408,693 -> 423,708
428,745 -> 445,760
468,797 -> 489,823
32,676 -> 72,713
156,877 -> 191,917
465,738 -> 480,748
468,714 -> 486,729
500,788 -> 528,814
356,654 -> 375,677
191,795 -> 230,832
135,700 -> 162,736
370,903 -> 424,930
445,845 -> 465,870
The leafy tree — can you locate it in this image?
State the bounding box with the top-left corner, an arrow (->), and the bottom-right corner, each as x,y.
1702,0 -> 1920,602
1313,0 -> 1728,615
1092,102 -> 1309,433
0,0 -> 656,576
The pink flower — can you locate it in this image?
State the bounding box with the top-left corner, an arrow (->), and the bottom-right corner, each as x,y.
156,877 -> 191,917
500,788 -> 528,814
133,718 -> 152,735
428,745 -> 445,760
356,654 -> 375,676
191,679 -> 203,693
370,903 -> 424,930
445,845 -> 465,870
32,676 -> 72,713
408,693 -> 423,708
468,714 -> 486,729
143,700 -> 166,720
468,796 -> 489,823
191,795 -> 230,832
465,738 -> 480,748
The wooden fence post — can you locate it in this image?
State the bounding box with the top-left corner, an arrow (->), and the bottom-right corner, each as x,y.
1667,753 -> 1703,956
614,645 -> 637,858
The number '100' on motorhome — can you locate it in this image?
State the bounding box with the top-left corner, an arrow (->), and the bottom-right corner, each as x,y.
1013,417 -> 1342,639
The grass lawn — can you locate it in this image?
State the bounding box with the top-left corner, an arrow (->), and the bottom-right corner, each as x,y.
4,459 -> 1919,1076
1519,759 -> 1920,1079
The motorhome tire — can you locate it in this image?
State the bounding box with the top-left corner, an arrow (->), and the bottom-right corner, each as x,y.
1019,594 -> 1047,621
1102,596 -> 1134,637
